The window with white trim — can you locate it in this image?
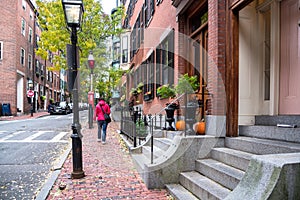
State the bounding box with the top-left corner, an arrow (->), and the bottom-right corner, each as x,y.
155,30 -> 174,87
156,0 -> 163,5
28,54 -> 32,69
0,41 -> 3,60
28,27 -> 32,43
121,35 -> 128,63
30,10 -> 33,20
20,48 -> 25,66
22,0 -> 26,10
21,18 -> 26,36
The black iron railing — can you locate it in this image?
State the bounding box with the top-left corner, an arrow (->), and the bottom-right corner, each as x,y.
120,93 -> 200,163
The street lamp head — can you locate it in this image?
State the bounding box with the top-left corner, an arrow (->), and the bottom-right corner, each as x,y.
62,0 -> 84,28
28,79 -> 33,89
88,51 -> 95,69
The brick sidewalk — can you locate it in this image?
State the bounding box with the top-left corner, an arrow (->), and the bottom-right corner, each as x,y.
0,111 -> 49,121
46,122 -> 171,199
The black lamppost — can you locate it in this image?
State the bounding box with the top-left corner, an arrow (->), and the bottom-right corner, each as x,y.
88,51 -> 95,129
28,80 -> 34,117
62,0 -> 85,179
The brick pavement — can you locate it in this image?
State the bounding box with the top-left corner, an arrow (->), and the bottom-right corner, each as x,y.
46,122 -> 171,200
0,111 -> 49,121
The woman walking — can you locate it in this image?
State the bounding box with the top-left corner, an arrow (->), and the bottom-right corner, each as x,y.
95,98 -> 111,144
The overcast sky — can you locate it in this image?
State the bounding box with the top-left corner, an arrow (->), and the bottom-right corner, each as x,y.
101,0 -> 116,14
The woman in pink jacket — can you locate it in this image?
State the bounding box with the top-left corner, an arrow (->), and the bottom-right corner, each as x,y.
95,98 -> 111,144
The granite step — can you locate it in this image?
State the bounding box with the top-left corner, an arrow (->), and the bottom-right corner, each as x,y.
166,183 -> 199,200
239,125 -> 300,143
225,136 -> 300,155
153,137 -> 172,151
210,147 -> 253,171
142,145 -> 165,159
195,159 -> 244,190
179,171 -> 231,200
255,115 -> 300,127
131,153 -> 150,172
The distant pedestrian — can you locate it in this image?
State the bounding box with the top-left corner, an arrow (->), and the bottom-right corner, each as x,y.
94,98 -> 111,144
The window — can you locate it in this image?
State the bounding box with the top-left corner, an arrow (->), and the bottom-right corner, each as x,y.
156,0 -> 163,5
0,41 -> 3,60
145,0 -> 155,26
30,10 -> 33,20
21,18 -> 26,36
130,25 -> 136,60
122,35 -> 128,63
36,35 -> 40,49
46,69 -> 49,81
20,48 -> 25,66
40,64 -> 44,77
22,0 -> 26,10
49,71 -> 53,82
39,85 -> 44,96
35,59 -> 40,75
143,52 -> 155,101
48,51 -> 53,63
156,30 -> 174,89
263,10 -> 271,100
28,54 -> 32,69
129,8 -> 145,60
28,27 -> 32,43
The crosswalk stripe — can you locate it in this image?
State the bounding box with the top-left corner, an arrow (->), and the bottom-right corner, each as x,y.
0,140 -> 68,143
0,131 -> 70,143
51,132 -> 69,142
0,131 -> 6,135
23,131 -> 51,142
0,131 -> 25,141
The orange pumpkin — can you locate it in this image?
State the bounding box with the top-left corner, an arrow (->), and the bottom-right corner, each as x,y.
194,121 -> 205,135
175,120 -> 185,131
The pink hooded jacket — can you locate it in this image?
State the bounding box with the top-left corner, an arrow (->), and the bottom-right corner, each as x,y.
95,99 -> 111,121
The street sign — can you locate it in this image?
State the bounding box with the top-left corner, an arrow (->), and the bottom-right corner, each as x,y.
27,90 -> 34,97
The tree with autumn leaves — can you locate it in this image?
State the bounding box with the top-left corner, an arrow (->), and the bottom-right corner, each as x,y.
36,0 -> 125,102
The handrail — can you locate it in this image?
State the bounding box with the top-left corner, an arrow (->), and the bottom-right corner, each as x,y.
149,93 -> 186,164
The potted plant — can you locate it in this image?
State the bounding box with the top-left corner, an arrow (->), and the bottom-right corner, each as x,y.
130,82 -> 144,97
144,91 -> 153,101
130,88 -> 138,97
136,119 -> 147,138
156,84 -> 176,99
40,95 -> 46,101
175,73 -> 199,95
175,74 -> 200,134
136,82 -> 144,94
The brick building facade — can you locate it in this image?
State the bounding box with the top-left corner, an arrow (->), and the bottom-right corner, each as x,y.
0,0 -> 64,116
120,0 -> 299,136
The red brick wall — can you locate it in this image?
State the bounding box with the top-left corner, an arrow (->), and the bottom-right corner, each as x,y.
207,0 -> 226,115
0,0 -> 38,115
128,0 -> 178,115
0,0 -> 18,114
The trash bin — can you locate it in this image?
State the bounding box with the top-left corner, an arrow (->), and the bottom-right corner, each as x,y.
2,103 -> 11,116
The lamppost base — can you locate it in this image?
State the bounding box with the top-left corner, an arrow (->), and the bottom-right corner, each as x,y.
71,126 -> 84,179
71,171 -> 85,179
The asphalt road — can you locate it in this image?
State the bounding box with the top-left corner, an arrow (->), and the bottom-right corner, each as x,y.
0,111 -> 88,199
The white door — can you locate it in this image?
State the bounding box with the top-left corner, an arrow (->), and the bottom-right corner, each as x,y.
17,77 -> 24,113
239,3 -> 262,125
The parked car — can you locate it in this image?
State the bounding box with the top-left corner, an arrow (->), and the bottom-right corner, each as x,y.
69,103 -> 73,113
49,101 -> 71,115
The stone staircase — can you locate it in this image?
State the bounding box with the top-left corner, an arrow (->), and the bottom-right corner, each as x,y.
166,115 -> 300,199
131,130 -> 182,174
